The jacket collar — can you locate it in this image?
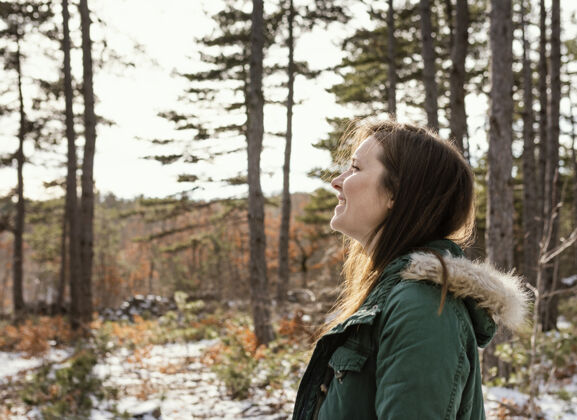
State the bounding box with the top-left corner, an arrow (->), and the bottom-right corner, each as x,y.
400,248 -> 529,333
324,240 -> 529,345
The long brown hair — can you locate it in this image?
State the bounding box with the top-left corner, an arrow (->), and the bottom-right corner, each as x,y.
320,119 -> 476,336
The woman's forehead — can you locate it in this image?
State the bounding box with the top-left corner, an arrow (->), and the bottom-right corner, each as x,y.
353,136 -> 381,159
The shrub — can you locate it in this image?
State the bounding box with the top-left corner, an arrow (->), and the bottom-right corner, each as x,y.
492,314 -> 577,392
205,314 -> 310,400
20,347 -> 118,419
0,316 -> 74,357
209,319 -> 259,399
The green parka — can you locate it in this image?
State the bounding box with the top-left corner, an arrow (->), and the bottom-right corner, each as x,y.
292,240 -> 528,420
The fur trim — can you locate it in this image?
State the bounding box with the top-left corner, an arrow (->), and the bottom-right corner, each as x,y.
401,253 -> 530,332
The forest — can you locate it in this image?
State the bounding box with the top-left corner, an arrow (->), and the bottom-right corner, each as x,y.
0,0 -> 576,418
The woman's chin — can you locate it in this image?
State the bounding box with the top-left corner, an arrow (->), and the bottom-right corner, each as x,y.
329,216 -> 340,232
330,214 -> 345,233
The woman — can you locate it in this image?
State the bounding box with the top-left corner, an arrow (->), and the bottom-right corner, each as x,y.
292,120 -> 528,420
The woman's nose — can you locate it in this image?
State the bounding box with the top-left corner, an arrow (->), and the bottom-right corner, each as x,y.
331,172 -> 344,191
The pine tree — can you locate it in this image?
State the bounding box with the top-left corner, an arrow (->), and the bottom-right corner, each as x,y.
484,0 -> 514,378
0,0 -> 54,319
387,0 -> 396,116
419,0 -> 439,131
78,0 -> 96,326
61,0 -> 81,321
448,0 -> 469,155
247,0 -> 274,345
520,0 -> 539,288
540,0 -> 561,331
277,0 -> 296,302
275,0 -> 349,302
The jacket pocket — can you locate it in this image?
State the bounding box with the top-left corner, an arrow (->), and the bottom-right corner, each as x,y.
328,346 -> 369,382
317,346 -> 373,420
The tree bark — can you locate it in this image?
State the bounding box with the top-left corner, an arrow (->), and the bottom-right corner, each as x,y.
536,0 -> 547,235
485,0 -> 514,378
13,32 -> 26,320
62,0 -> 82,324
419,0 -> 439,131
387,0 -> 396,116
57,207 -> 67,312
571,108 -> 577,272
449,0 -> 469,156
277,0 -> 295,303
248,0 -> 274,345
520,0 -> 539,288
540,0 -> 561,331
78,0 -> 96,325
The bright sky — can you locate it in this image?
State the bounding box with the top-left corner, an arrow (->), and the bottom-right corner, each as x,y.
0,0 -> 351,201
0,0 -> 574,201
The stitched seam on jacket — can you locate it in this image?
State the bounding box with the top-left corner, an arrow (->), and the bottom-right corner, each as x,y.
445,302 -> 468,420
445,348 -> 465,420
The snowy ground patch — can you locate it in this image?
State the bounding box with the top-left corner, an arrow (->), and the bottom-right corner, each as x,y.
485,378 -> 577,420
0,348 -> 72,384
92,339 -> 295,419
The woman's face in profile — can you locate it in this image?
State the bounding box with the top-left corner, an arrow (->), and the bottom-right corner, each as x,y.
330,136 -> 394,246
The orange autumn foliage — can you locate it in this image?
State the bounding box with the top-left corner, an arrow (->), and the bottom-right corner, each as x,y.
0,316 -> 74,357
108,315 -> 157,348
202,321 -> 265,366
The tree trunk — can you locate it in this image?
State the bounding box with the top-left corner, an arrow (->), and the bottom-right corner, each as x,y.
78,0 -> 96,325
248,0 -> 274,345
387,0 -> 396,116
57,207 -> 67,313
419,0 -> 439,131
540,0 -> 561,332
149,259 -> 155,295
62,0 -> 82,325
276,0 -> 295,303
484,0 -> 514,378
520,0 -> 539,288
300,256 -> 308,289
571,108 -> 577,272
536,0 -> 547,237
13,33 -> 26,320
449,0 -> 469,156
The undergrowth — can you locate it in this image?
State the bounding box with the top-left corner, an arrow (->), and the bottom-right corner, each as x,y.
20,346 -> 119,419
204,313 -> 312,400
0,316 -> 74,357
489,296 -> 577,396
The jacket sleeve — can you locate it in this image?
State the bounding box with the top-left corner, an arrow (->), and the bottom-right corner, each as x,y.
374,281 -> 468,419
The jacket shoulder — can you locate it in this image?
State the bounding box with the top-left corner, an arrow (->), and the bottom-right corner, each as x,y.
379,280 -> 473,344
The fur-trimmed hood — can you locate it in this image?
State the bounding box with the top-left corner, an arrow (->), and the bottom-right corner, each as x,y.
401,252 -> 530,332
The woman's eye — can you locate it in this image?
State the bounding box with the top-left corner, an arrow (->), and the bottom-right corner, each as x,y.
351,165 -> 360,171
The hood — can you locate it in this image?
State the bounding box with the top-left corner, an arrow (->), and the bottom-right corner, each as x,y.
400,252 -> 529,340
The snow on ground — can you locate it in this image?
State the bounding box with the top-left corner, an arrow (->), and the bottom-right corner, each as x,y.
2,341 -> 577,419
0,348 -> 72,384
92,339 -> 295,419
485,376 -> 577,420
